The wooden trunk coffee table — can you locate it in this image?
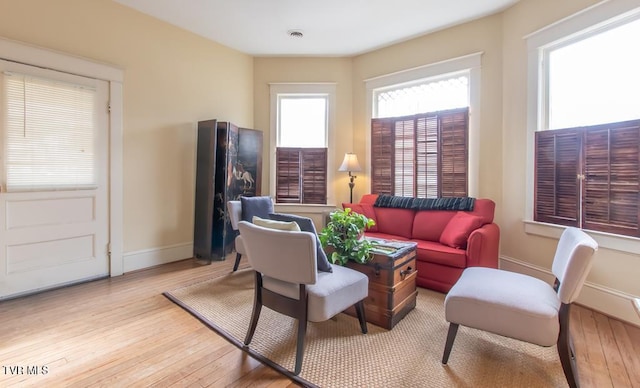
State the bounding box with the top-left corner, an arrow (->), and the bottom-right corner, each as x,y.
344,239 -> 417,330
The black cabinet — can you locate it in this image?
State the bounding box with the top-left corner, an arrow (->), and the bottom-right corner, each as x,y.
193,120 -> 263,261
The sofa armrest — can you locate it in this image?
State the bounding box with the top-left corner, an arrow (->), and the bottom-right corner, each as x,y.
465,223 -> 500,269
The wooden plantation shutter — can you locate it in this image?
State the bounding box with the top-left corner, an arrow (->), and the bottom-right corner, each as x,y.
371,119 -> 394,195
582,120 -> 640,236
371,108 -> 468,198
534,119 -> 640,237
439,109 -> 468,196
395,118 -> 415,196
534,128 -> 581,226
275,147 -> 327,204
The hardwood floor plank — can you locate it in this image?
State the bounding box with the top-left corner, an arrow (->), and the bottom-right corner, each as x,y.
0,257 -> 637,388
610,320 -> 640,388
593,311 -> 632,387
579,306 -> 614,388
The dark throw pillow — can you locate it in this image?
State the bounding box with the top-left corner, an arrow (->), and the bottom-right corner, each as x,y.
268,212 -> 333,273
241,196 -> 274,222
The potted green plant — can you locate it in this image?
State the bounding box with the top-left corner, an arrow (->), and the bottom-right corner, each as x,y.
319,208 -> 376,266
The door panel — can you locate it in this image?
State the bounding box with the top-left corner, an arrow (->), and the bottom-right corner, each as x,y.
0,61 -> 109,298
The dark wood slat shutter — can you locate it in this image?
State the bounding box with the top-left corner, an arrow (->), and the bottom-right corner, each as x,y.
583,120 -> 640,236
371,108 -> 469,198
534,128 -> 581,226
394,119 -> 416,196
276,148 -> 301,203
439,108 -> 468,197
301,148 -> 327,204
275,147 -> 327,204
371,118 -> 394,195
416,114 -> 439,198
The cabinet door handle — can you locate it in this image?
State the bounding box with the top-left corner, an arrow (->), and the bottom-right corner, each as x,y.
400,266 -> 415,280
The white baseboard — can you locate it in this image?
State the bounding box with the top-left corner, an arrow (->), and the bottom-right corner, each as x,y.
123,242 -> 193,273
500,256 -> 640,327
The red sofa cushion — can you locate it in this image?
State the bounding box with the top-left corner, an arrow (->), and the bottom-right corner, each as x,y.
360,194 -> 379,205
439,211 -> 485,249
373,207 -> 415,239
342,202 -> 378,232
413,240 -> 467,268
468,198 -> 495,224
411,210 -> 456,242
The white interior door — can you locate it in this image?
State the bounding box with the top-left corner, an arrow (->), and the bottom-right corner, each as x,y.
0,60 -> 109,299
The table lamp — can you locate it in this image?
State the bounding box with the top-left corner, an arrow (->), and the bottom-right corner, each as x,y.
338,153 -> 362,203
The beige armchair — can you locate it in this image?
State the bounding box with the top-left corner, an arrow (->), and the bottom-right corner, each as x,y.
442,227 -> 598,388
238,220 -> 369,375
227,200 -> 245,271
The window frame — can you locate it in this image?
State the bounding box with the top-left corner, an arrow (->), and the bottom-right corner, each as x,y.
525,2 -> 640,253
269,83 -> 336,205
365,52 -> 482,198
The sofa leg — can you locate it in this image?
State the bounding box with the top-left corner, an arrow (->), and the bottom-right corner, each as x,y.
442,323 -> 459,364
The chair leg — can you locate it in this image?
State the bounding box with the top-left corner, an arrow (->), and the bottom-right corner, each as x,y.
232,253 -> 242,272
244,273 -> 263,345
355,300 -> 368,334
558,303 -> 580,388
293,317 -> 308,375
442,323 -> 459,364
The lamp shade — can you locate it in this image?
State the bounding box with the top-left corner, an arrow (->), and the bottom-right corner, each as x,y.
338,153 -> 362,172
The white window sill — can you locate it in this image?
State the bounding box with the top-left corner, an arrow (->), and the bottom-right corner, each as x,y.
523,220 -> 640,255
274,203 -> 339,214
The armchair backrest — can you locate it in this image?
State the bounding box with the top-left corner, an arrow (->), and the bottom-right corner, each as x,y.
238,221 -> 318,285
551,227 -> 598,304
227,200 -> 242,231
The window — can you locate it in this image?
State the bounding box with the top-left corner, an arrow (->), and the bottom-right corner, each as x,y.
366,53 -> 481,199
270,84 -> 335,204
370,71 -> 470,198
531,13 -> 640,238
1,69 -> 99,192
371,108 -> 468,198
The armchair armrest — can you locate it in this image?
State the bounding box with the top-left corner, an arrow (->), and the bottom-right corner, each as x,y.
465,223 -> 500,268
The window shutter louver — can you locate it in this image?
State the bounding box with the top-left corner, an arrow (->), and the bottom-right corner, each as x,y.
394,119 -> 415,197
276,148 -> 301,203
416,115 -> 439,198
583,120 -> 640,236
439,109 -> 468,197
534,128 -> 581,226
371,108 -> 469,198
275,147 -> 327,204
371,118 -> 394,195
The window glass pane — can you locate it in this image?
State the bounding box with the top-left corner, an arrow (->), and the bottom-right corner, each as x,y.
376,74 -> 468,118
278,96 -> 326,147
548,18 -> 640,129
4,73 -> 97,191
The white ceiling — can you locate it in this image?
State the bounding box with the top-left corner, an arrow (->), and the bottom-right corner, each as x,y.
113,0 -> 519,56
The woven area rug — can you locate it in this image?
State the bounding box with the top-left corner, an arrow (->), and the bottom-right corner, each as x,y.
164,269 -> 566,388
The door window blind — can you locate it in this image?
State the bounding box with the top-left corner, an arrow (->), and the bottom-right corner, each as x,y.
3,72 -> 97,191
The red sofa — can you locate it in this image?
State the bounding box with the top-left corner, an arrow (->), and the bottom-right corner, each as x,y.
344,194 -> 500,293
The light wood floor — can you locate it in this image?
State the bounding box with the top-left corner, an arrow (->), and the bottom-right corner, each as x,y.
1,257 -> 639,387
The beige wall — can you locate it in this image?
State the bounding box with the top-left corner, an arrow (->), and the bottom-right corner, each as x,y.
253,57 -> 354,204
0,0 -> 254,255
